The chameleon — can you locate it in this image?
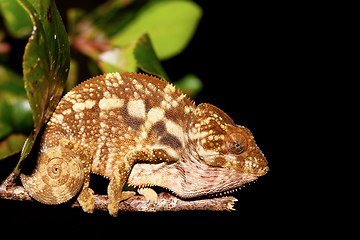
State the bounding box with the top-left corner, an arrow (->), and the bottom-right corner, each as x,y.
20,72 -> 269,216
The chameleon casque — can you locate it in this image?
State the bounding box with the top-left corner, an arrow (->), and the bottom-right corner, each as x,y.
20,72 -> 269,216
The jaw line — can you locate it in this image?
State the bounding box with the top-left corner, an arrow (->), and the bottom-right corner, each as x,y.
127,156 -> 260,199
178,159 -> 259,198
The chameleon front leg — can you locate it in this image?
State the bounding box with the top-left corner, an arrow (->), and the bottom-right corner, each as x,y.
107,148 -> 178,216
107,165 -> 130,216
138,188 -> 158,204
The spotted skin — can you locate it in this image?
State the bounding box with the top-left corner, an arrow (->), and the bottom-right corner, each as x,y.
21,72 -> 268,216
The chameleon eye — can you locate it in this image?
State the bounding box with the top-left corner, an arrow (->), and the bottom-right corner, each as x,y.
225,132 -> 248,155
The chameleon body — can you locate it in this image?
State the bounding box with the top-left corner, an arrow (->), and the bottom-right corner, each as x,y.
20,72 -> 269,216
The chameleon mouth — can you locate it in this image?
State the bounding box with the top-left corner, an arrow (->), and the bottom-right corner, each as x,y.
242,159 -> 269,176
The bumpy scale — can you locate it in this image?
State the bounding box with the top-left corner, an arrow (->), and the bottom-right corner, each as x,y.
21,72 -> 269,216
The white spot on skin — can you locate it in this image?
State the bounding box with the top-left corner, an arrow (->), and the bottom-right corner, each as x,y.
85,99 -> 96,109
164,93 -> 172,102
104,91 -> 111,99
52,114 -> 64,124
164,120 -> 184,145
161,100 -> 171,110
147,83 -> 156,91
127,99 -> 145,119
104,72 -> 121,81
100,122 -> 108,129
105,151 -> 116,177
147,107 -> 165,124
135,84 -> 143,90
189,131 -> 209,141
139,131 -> 147,140
184,105 -> 194,114
99,111 -> 108,119
133,92 -> 140,99
171,100 -> 178,108
73,102 -> 85,112
63,109 -> 72,115
145,88 -> 151,95
165,148 -> 179,159
99,97 -> 125,110
73,100 -> 96,112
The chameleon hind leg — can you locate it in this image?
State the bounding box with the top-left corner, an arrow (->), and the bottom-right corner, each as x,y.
60,138 -> 95,213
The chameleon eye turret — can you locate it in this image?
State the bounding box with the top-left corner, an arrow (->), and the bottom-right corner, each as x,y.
225,132 -> 248,155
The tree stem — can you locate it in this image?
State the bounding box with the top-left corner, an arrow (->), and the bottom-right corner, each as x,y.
1,172 -> 237,213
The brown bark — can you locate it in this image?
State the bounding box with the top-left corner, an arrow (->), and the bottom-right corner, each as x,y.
1,172 -> 237,213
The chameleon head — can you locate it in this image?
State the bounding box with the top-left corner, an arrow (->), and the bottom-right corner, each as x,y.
195,103 -> 269,177
128,103 -> 268,198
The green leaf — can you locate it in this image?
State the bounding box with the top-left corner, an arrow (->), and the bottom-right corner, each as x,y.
0,65 -> 33,135
0,65 -> 25,92
66,7 -> 86,37
10,97 -> 33,133
0,97 -> 13,140
174,74 -> 202,99
0,0 -> 32,38
14,0 -> 70,173
110,0 -> 202,60
133,33 -> 169,81
0,93 -> 33,135
66,59 -> 79,93
0,134 -> 27,160
75,0 -> 138,38
0,122 -> 12,140
97,43 -> 137,73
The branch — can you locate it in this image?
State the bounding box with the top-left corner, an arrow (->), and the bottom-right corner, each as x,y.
1,172 -> 237,212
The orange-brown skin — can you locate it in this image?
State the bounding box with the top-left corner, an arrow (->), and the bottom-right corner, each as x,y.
21,72 -> 268,216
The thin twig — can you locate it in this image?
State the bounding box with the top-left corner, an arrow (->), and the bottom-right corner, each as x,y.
1,172 -> 237,212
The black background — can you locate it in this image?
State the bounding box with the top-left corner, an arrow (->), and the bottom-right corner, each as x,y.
0,0 -> 312,237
